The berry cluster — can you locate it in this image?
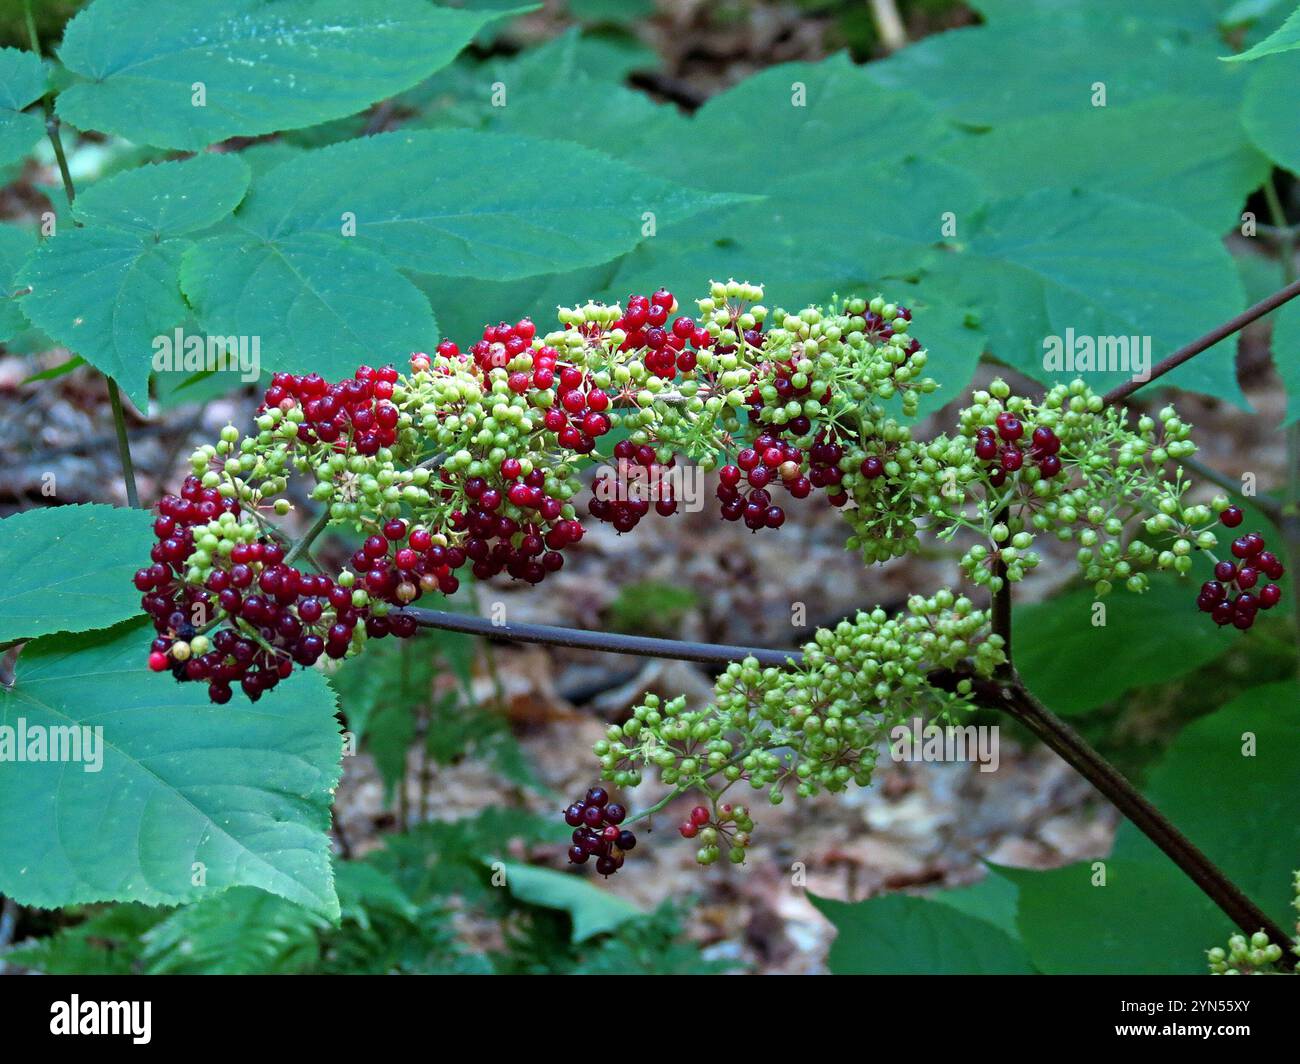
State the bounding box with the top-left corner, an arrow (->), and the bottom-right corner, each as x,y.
677,803 -> 755,866
133,278 -> 1285,876
717,428 -> 809,529
974,415 -> 1063,485
264,366 -> 402,456
588,439 -> 678,532
612,288 -> 710,378
1196,506 -> 1284,628
564,787 -> 636,876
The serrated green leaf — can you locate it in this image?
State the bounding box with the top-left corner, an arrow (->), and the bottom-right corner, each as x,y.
0,47 -> 46,168
1014,573 -> 1240,715
1225,2 -> 1300,58
227,129 -> 748,281
496,861 -> 641,942
17,226 -> 189,408
0,620 -> 343,917
1241,52 -> 1300,175
1274,297 -> 1300,425
923,189 -> 1248,403
938,96 -> 1269,228
810,889 -> 1034,974
72,153 -> 250,237
0,222 -> 36,341
179,231 -> 438,381
54,0 -> 525,150
1112,680 -> 1300,921
869,17 -> 1245,126
0,505 -> 156,643
656,55 -> 951,192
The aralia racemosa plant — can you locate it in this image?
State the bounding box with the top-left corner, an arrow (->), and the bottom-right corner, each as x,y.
132,280 -> 1285,912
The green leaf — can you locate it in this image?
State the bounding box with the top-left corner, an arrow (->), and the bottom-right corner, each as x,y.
0,505 -> 157,643
72,153 -> 251,237
0,46 -> 46,167
931,868 -> 1022,939
179,232 -> 438,382
938,96 -> 1269,228
55,0 -> 526,150
0,620 -> 343,918
869,17 -> 1245,126
1274,297 -> 1300,425
1241,52 -> 1300,175
1112,680 -> 1300,921
0,222 -> 36,341
1002,859 -> 1223,974
971,0 -> 1227,33
810,890 -> 1034,974
496,862 -> 641,942
658,55 -> 951,193
21,355 -> 85,385
1225,2 -> 1300,58
17,227 -> 189,408
924,189 -> 1248,404
1014,574 -> 1238,715
227,129 -> 747,281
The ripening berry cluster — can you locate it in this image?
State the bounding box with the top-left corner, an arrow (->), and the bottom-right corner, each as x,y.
594,592 -> 1004,862
564,787 -> 636,876
1196,506 -> 1285,628
676,802 -> 755,866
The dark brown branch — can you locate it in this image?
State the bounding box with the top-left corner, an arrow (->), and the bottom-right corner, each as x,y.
398,605 -> 1294,960
1102,277 -> 1300,407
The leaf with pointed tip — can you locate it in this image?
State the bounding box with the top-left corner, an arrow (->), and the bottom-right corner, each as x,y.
17,227 -> 188,408
922,189 -> 1248,404
810,889 -> 1034,974
72,153 -> 251,237
0,620 -> 343,918
496,862 -> 641,942
0,47 -> 45,168
938,95 -> 1269,228
1224,2 -> 1300,59
180,231 -> 438,381
227,129 -> 749,281
54,0 -> 530,150
0,504 -> 157,643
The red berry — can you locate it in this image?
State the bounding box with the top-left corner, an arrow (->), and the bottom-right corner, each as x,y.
148,651 -> 169,672
690,805 -> 710,826
679,822 -> 698,839
1219,505 -> 1244,528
